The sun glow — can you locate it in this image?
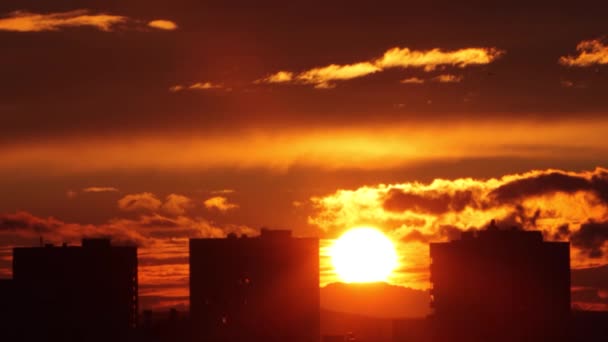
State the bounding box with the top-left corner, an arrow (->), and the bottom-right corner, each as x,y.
329,227 -> 399,283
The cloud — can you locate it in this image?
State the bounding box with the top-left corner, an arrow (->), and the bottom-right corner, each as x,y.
309,167 -> 608,267
118,192 -> 162,212
401,77 -> 425,84
106,213 -> 252,240
400,74 -> 463,85
82,186 -> 119,193
256,63 -> 382,88
488,169 -> 608,204
210,189 -> 236,195
571,221 -> 608,258
204,196 -> 239,212
255,71 -> 294,84
384,189 -> 476,215
169,82 -> 226,92
0,210 -> 257,309
296,62 -> 382,89
0,211 -> 146,246
376,47 -> 503,71
190,82 -> 223,90
0,10 -> 179,33
168,85 -> 185,92
119,192 -> 198,216
161,194 -> 194,216
147,20 -> 177,31
0,10 -> 127,32
0,211 -> 63,233
572,265 -> 608,289
257,46 -> 502,88
433,74 -> 463,83
560,38 -> 608,67
3,120 -> 608,172
561,80 -> 575,88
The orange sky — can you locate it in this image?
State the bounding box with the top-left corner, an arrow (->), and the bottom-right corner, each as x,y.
1,1 -> 608,313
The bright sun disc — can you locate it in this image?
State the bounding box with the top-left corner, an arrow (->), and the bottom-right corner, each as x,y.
330,227 -> 398,283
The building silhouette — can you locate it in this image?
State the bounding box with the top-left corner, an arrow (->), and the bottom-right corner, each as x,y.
11,238 -> 138,341
0,278 -> 17,335
429,224 -> 570,342
189,229 -> 320,342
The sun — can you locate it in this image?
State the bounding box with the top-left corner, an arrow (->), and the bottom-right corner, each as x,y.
329,226 -> 398,283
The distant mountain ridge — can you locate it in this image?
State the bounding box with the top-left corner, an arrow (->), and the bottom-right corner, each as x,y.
320,282 -> 431,319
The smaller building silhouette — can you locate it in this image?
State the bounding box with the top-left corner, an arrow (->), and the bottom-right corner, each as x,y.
190,229 -> 320,342
11,238 -> 138,341
429,224 -> 570,341
0,278 -> 17,335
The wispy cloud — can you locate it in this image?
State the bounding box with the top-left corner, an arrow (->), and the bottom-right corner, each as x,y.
211,189 -> 236,195
560,38 -> 608,67
254,71 -> 294,84
297,62 -> 381,89
204,196 -> 239,212
83,186 -> 119,193
401,77 -> 425,84
161,194 -> 193,216
561,80 -> 575,88
2,120 -> 608,172
377,47 -> 502,71
400,74 -> 464,84
0,10 -> 126,32
169,82 -> 227,92
0,10 -> 177,32
147,19 -> 177,31
118,192 -> 197,216
256,46 -> 502,88
118,192 -> 162,212
0,210 -> 257,309
433,74 -> 463,83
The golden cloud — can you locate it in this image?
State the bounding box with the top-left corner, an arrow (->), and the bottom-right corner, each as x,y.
204,196 -> 239,212
560,38 -> 608,67
1,119 -> 607,172
310,168 -> 608,289
310,168 -> 608,262
0,10 -> 134,32
255,71 -> 294,84
376,47 -> 503,71
118,192 -> 162,212
211,189 -> 236,195
257,46 -> 502,88
433,74 -> 463,83
296,62 -> 382,89
169,81 -> 226,92
83,186 -> 119,193
147,19 -> 177,31
401,77 -> 425,84
0,10 -> 179,33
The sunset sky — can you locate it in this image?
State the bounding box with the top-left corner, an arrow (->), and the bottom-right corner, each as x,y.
1,1 -> 608,314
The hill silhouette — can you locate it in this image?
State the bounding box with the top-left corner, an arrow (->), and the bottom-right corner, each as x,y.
321,309 -> 394,342
320,282 -> 430,319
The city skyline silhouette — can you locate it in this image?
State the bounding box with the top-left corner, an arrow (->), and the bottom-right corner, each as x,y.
1,223 -> 607,341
